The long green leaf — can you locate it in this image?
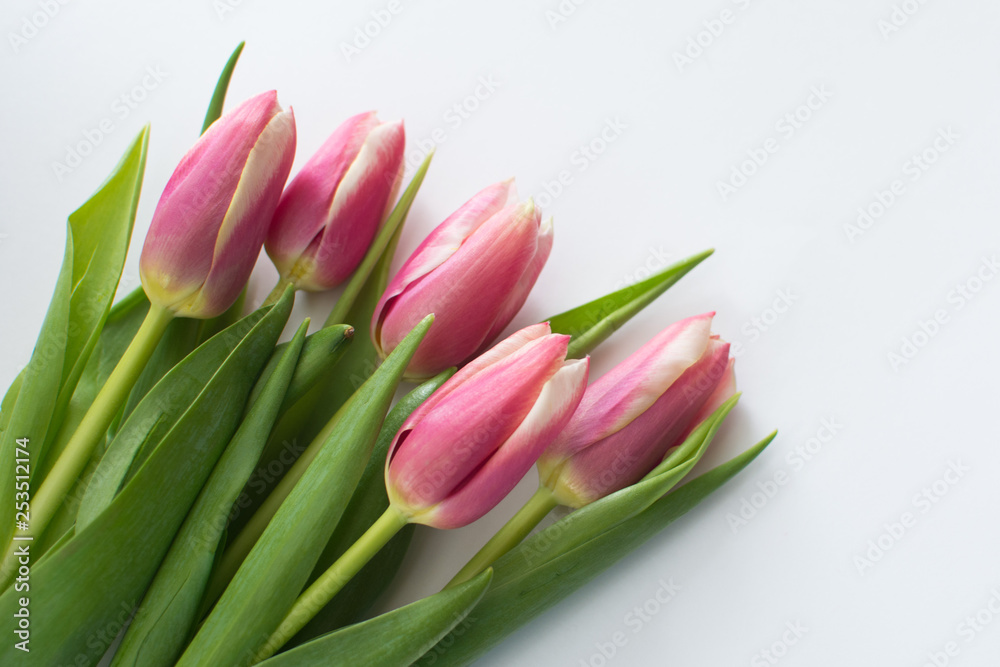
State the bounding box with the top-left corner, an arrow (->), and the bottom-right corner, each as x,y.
418,431 -> 776,666
226,157 -> 428,541
0,291 -> 294,666
291,369 -> 455,645
180,315 -> 433,666
112,319 -> 309,667
262,570 -> 492,667
549,248 -> 714,359
0,128 -> 148,552
203,42 -> 246,133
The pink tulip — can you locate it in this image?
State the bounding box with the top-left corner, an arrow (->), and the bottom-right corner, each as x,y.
536,313 -> 736,508
372,180 -> 552,380
386,323 -> 589,529
265,112 -> 406,291
140,91 -> 296,318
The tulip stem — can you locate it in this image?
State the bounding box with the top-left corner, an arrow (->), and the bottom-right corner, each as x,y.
262,277 -> 295,307
252,505 -> 410,663
445,486 -> 559,589
0,303 -> 173,590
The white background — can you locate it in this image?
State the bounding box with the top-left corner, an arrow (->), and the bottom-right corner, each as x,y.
3,1 -> 1000,665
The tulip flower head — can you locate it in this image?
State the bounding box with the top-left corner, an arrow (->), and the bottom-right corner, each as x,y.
266,111 -> 406,291
140,91 -> 296,319
385,323 -> 589,529
536,313 -> 736,508
372,180 -> 553,380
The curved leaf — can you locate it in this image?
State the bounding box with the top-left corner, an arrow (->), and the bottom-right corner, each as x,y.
0,127 -> 148,551
549,248 -> 714,359
0,291 -> 294,666
262,570 -> 492,667
419,431 -> 776,666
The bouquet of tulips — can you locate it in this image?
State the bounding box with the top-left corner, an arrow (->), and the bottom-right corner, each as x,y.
0,44 -> 775,666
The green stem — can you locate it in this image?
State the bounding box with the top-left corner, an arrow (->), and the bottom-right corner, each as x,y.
252,505 -> 409,663
0,303 -> 173,590
446,486 -> 559,589
262,277 -> 294,308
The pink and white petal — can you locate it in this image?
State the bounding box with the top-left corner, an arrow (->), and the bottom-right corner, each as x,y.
304,119 -> 406,289
181,108 -> 297,317
478,214 -> 551,350
141,92 -> 283,307
421,357 -> 589,528
387,334 -> 571,509
372,179 -> 516,334
265,111 -> 378,272
555,339 -> 731,506
547,313 -> 714,458
404,322 -> 552,428
375,202 -> 540,379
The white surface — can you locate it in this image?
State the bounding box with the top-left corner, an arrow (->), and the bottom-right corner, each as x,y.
3,1 -> 1000,665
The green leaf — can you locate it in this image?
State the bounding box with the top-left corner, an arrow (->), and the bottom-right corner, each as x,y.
180,315 -> 433,666
419,431 -> 777,666
112,319 -> 309,667
202,41 -> 245,133
549,248 -> 714,359
291,369 -> 455,644
0,127 -> 148,550
247,323 -> 355,414
261,570 -> 492,667
75,306 -> 274,530
0,291 -> 294,666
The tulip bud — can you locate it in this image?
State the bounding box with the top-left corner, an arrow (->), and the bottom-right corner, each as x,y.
372,180 -> 552,380
385,323 -> 589,529
265,112 -> 406,291
140,91 -> 296,319
537,313 -> 735,508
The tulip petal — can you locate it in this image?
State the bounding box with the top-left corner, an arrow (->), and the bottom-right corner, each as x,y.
425,357 -> 589,529
372,180 -> 516,336
547,313 -> 714,460
141,91 -> 282,309
551,339 -> 731,506
266,111 -> 379,278
386,334 -> 570,511
306,119 -> 406,288
403,323 -> 552,428
478,214 -> 552,349
178,107 -> 297,318
375,202 -> 541,379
